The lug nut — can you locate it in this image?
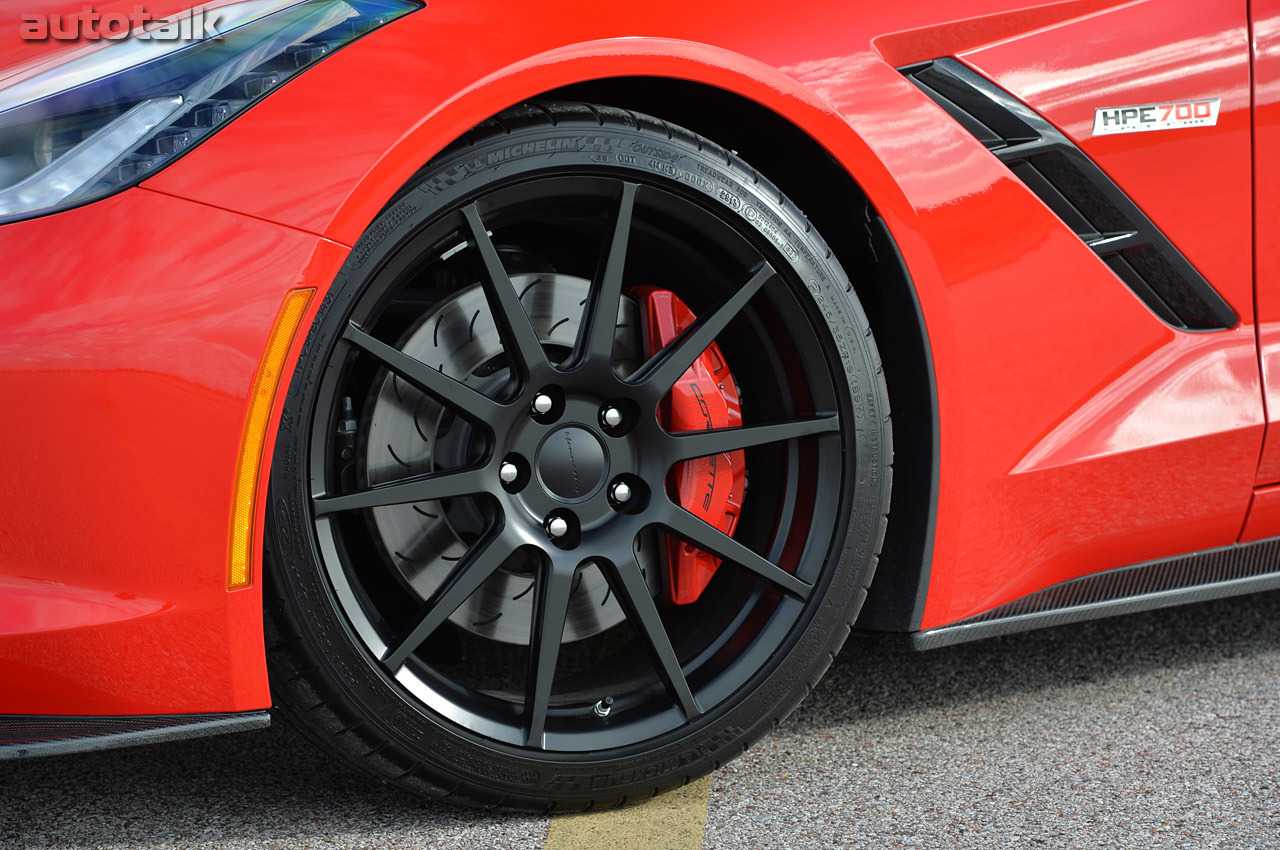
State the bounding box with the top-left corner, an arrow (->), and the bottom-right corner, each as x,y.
499,461 -> 519,484
531,393 -> 554,416
545,516 -> 569,539
601,406 -> 623,428
610,481 -> 632,504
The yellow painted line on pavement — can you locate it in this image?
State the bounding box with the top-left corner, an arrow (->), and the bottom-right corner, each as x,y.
544,775 -> 712,850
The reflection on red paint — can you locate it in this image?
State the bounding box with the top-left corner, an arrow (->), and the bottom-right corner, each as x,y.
0,577 -> 169,635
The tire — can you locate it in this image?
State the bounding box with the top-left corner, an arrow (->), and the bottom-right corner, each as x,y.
264,101 -> 892,811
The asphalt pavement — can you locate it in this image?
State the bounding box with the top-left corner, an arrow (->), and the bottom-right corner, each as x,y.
4,590 -> 1279,849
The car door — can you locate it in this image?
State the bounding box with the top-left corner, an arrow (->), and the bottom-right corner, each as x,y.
1250,1 -> 1280,487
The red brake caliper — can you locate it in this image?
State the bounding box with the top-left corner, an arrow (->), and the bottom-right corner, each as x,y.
631,287 -> 746,605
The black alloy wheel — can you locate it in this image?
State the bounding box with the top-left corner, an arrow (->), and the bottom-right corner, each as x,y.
265,101 -> 892,810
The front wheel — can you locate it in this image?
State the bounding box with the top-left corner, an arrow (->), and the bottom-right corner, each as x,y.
264,101 -> 891,810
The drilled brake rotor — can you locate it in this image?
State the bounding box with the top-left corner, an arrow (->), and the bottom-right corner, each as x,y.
364,273 -> 660,645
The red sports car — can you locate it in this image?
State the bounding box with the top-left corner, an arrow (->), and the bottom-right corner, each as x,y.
2,0 -> 1276,810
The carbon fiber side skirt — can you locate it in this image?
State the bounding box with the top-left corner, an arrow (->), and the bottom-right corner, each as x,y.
912,537 -> 1280,650
0,711 -> 270,759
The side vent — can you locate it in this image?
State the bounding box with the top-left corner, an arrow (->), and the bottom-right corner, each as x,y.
901,59 -> 1236,331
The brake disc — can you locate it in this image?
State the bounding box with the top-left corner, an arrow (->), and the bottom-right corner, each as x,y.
364,273 -> 658,645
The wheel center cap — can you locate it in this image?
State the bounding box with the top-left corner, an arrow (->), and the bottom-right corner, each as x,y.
537,426 -> 607,501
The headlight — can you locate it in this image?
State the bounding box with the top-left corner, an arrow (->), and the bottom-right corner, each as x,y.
0,0 -> 417,223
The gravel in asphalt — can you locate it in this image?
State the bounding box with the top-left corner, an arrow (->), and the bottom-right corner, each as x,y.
4,591 -> 1279,849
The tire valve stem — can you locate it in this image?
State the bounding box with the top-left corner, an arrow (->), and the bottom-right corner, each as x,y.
337,397 -> 359,492
593,696 -> 614,718
337,397 -> 358,462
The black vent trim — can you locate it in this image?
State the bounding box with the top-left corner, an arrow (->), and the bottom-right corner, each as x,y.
901,59 -> 1236,331
911,537 -> 1280,649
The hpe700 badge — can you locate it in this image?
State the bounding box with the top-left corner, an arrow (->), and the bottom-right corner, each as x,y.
1093,99 -> 1220,136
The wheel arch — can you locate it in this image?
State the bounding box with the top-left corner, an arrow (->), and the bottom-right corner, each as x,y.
222,38 -> 944,637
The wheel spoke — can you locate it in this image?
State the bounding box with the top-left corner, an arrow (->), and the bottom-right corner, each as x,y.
524,561 -> 576,748
601,554 -> 700,719
658,503 -> 812,600
631,263 -> 775,395
573,182 -> 638,365
663,415 -> 839,462
383,533 -> 515,670
313,466 -> 490,516
462,204 -> 549,375
343,322 -> 504,422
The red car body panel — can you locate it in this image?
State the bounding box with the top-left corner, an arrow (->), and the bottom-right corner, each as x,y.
0,189 -> 343,714
927,0 -> 1261,625
0,0 -> 1269,712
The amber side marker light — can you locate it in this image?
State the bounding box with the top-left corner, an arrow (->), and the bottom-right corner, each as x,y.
228,288 -> 315,590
